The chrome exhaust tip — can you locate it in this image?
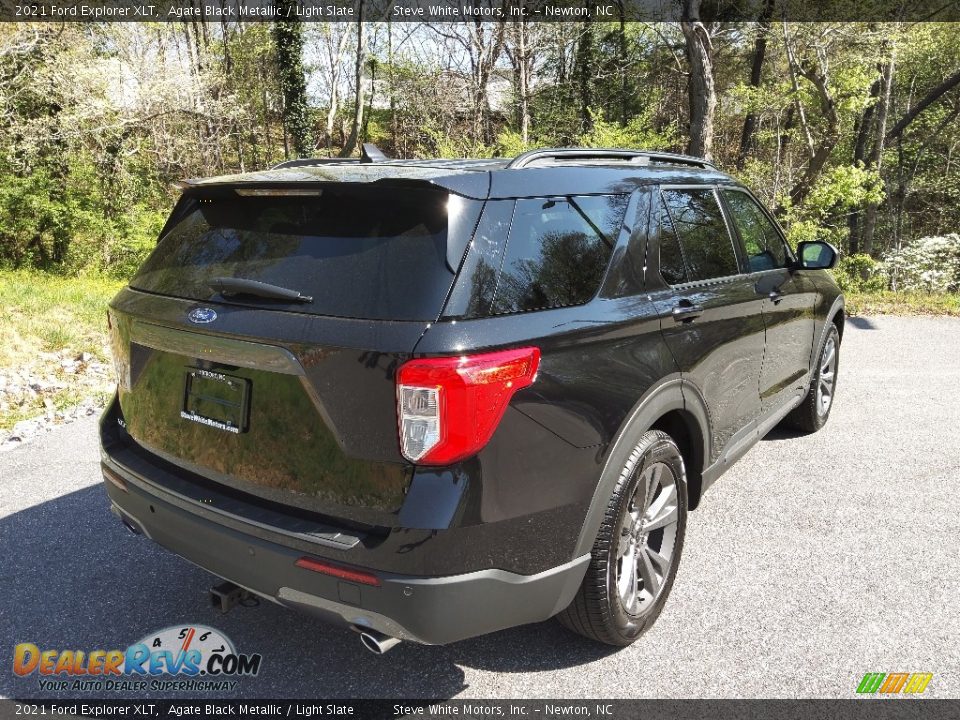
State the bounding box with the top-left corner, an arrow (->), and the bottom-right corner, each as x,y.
352,626 -> 400,655
121,518 -> 142,536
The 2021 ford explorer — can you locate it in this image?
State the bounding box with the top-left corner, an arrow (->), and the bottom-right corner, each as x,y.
100,147 -> 844,652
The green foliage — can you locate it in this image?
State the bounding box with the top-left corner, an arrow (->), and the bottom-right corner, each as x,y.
781,165 -> 884,248
425,127 -> 497,159
0,157 -> 164,277
577,108 -> 678,150
834,254 -> 887,293
493,130 -> 547,158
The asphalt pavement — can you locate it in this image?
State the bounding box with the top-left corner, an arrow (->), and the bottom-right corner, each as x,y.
1,314 -> 958,699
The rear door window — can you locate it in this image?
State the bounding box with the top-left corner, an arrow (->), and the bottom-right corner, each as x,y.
130,187 -> 464,321
722,189 -> 791,271
660,188 -> 740,283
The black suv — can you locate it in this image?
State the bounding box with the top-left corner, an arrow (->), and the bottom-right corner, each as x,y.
100,148 -> 844,652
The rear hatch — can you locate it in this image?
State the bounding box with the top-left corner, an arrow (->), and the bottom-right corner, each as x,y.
108,183 -> 482,528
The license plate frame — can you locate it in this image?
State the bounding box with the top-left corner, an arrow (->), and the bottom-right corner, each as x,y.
181,368 -> 250,434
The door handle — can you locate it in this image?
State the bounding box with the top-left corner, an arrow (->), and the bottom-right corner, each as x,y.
768,290 -> 784,304
671,302 -> 703,323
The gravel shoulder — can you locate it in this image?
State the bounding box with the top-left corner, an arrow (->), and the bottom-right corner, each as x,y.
0,353 -> 113,450
1,315 -> 958,699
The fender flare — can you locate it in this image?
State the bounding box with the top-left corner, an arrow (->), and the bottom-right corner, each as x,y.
809,294 -> 846,369
572,374 -> 710,557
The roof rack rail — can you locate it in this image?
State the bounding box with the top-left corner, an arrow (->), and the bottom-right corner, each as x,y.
271,144 -> 391,170
507,148 -> 716,170
270,158 -> 349,170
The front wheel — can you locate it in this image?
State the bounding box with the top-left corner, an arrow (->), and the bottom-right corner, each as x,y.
783,323 -> 840,433
557,430 -> 688,646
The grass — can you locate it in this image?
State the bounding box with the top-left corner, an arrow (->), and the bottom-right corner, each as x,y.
0,269 -> 124,431
845,290 -> 960,317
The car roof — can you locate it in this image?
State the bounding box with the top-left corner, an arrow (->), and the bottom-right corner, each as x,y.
181,150 -> 738,201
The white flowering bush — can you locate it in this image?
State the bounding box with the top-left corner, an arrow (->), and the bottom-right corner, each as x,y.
884,234 -> 960,293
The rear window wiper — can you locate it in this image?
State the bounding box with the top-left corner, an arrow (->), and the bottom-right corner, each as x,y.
209,277 -> 313,303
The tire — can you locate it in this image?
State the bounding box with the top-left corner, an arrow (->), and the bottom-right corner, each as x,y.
557,430 -> 688,646
783,323 -> 840,434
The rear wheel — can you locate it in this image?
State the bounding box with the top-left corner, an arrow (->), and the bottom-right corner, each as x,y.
557,430 -> 687,646
783,323 -> 840,433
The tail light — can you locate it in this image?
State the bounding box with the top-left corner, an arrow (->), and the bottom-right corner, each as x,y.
396,347 -> 541,465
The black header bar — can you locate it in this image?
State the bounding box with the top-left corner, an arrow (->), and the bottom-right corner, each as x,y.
1,699 -> 958,720
1,0 -> 958,22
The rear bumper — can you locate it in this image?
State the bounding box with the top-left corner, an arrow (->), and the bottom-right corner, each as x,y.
102,457 -> 589,646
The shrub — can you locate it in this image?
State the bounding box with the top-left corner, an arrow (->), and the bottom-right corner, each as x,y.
577,108 -> 678,151
0,157 -> 164,277
834,253 -> 887,293
884,234 -> 960,293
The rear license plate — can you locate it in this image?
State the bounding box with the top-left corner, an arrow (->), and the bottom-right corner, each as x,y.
181,368 -> 250,434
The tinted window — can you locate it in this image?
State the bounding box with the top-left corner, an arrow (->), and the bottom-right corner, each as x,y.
131,188 -> 460,321
492,195 -> 623,315
722,190 -> 789,271
442,200 -> 514,319
603,190 -> 649,297
657,196 -> 687,285
661,189 -> 739,282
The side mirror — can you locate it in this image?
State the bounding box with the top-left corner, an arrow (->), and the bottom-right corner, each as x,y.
795,241 -> 839,270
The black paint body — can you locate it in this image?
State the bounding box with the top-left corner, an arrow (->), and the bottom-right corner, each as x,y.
99,158 -> 844,643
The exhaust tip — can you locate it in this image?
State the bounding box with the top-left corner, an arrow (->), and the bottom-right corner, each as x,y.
121,518 -> 141,536
352,626 -> 400,655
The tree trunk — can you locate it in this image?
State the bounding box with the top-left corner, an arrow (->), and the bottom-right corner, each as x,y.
736,0 -> 773,166
507,20 -> 533,145
388,19 -> 398,154
575,19 -> 594,132
272,0 -> 314,158
518,21 -> 531,144
862,50 -> 896,255
848,76 -> 882,253
887,66 -> 960,140
784,44 -> 840,210
341,8 -> 366,158
363,58 -> 375,142
681,1 -> 716,160
617,1 -> 629,127
468,19 -> 505,146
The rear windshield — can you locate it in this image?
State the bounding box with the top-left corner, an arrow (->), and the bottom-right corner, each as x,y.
130,187 -> 456,321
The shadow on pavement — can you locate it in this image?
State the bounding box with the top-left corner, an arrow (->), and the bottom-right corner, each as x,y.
847,316 -> 879,330
0,484 -> 613,700
760,426 -> 808,441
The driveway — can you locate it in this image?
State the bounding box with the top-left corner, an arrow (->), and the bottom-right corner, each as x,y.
1,315 -> 958,699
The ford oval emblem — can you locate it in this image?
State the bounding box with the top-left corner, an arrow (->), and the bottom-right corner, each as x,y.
188,307 -> 217,324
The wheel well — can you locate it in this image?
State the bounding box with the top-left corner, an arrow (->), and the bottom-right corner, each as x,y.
650,409 -> 706,510
833,308 -> 845,343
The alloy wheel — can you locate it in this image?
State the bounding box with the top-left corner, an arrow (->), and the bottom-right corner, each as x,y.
817,335 -> 837,417
616,462 -> 680,615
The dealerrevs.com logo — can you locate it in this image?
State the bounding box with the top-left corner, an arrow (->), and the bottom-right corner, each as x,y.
13,625 -> 262,693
